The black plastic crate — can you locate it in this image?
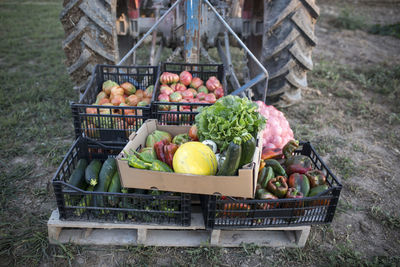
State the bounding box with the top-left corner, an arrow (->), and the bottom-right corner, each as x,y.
201,142 -> 342,229
151,62 -> 226,125
71,64 -> 159,144
52,137 -> 191,226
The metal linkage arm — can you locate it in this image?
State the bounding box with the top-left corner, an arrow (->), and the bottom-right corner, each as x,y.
117,0 -> 183,66
203,0 -> 269,101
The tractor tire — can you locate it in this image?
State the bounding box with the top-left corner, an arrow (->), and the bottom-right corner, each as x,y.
248,0 -> 319,107
60,0 -> 118,93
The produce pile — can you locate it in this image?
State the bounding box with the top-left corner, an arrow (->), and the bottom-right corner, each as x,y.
125,95 -> 266,177
82,81 -> 154,137
157,71 -> 224,112
65,157 -> 178,219
256,140 -> 329,201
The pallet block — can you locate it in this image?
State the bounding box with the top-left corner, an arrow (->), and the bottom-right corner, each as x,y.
48,209 -> 310,247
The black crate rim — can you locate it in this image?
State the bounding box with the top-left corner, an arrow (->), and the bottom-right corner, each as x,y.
201,141 -> 342,229
52,137 -> 191,226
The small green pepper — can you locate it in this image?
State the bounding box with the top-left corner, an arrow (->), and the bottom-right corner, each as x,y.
150,160 -> 173,172
131,149 -> 157,163
122,153 -> 151,169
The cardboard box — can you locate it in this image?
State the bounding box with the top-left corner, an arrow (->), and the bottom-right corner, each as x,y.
116,119 -> 262,198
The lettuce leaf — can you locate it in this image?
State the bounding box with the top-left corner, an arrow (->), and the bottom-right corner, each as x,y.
195,95 -> 266,151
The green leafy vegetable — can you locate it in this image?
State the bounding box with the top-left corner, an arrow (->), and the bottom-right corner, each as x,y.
195,95 -> 266,151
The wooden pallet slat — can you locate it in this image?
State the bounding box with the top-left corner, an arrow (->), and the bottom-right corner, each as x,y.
48,209 -> 310,248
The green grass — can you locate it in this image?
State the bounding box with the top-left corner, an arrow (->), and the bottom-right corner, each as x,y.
369,23 -> 400,39
0,1 -> 76,265
330,7 -> 400,39
328,155 -> 357,180
0,1 -> 76,163
369,206 -> 400,229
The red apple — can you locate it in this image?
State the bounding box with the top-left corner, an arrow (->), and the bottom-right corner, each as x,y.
160,72 -> 174,84
169,92 -> 183,102
171,73 -> 180,83
214,87 -> 224,99
179,99 -> 190,109
175,83 -> 187,92
98,98 -> 110,105
187,88 -> 197,98
158,93 -> 170,102
179,71 -> 192,86
196,92 -> 207,101
181,89 -> 194,99
206,76 -> 221,92
126,94 -> 139,106
160,85 -> 174,96
197,85 -> 208,94
204,93 -> 217,103
170,83 -> 177,91
190,77 -> 203,89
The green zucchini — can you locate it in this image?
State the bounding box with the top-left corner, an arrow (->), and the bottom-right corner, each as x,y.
68,159 -> 88,188
107,171 -> 122,206
74,184 -> 94,216
85,159 -> 102,186
239,133 -> 256,168
217,137 -> 242,176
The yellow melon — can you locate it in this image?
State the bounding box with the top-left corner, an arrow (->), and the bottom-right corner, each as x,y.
173,141 -> 217,175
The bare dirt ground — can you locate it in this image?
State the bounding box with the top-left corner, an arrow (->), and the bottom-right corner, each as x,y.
2,0 -> 399,266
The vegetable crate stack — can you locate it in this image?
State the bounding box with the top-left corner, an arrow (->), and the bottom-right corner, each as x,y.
71,64 -> 159,144
151,62 -> 226,125
52,137 -> 191,226
117,95 -> 342,229
52,64 -> 192,226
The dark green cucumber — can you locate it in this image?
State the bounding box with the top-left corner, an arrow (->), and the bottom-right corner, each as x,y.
108,171 -> 122,206
65,159 -> 88,206
261,166 -> 275,189
308,184 -> 329,197
68,159 -> 88,188
93,158 -> 117,213
217,137 -> 242,176
74,184 -> 94,216
239,133 -> 256,168
95,158 -> 117,192
265,159 -> 287,177
85,159 -> 102,186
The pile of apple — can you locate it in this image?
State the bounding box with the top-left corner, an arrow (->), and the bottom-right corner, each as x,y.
157,71 -> 224,112
93,80 -> 153,108
82,80 -> 154,138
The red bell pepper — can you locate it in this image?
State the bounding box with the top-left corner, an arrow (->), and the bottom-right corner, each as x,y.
285,155 -> 313,175
267,176 -> 288,198
285,188 -> 303,199
164,143 -> 179,168
282,139 -> 299,159
305,169 -> 326,188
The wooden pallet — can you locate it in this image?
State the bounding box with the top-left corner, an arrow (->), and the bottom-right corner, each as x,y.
48,209 -> 310,247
